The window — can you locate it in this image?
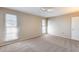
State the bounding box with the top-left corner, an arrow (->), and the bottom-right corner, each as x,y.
42,19 -> 46,33
5,14 -> 18,41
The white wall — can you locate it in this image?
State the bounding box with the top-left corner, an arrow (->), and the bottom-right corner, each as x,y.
20,14 -> 42,39
48,12 -> 79,39
48,15 -> 71,39
0,13 -> 4,43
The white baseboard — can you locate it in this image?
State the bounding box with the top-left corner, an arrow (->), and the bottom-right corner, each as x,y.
48,34 -> 71,40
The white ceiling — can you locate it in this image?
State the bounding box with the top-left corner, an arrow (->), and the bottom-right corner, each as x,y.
6,7 -> 79,17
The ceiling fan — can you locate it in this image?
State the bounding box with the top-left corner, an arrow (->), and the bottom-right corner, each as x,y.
40,7 -> 54,13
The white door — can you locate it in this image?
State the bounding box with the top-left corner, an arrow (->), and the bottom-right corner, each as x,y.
71,17 -> 79,41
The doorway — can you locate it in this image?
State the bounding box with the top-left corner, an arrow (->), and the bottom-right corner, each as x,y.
42,19 -> 47,34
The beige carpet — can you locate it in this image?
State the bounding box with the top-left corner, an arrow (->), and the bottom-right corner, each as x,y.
0,34 -> 79,52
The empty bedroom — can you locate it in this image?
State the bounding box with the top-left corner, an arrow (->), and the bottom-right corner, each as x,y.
0,7 -> 79,52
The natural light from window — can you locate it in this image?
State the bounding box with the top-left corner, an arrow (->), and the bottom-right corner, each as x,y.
5,14 -> 18,41
42,19 -> 46,34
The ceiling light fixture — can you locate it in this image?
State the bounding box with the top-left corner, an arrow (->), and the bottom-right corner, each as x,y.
40,7 -> 54,13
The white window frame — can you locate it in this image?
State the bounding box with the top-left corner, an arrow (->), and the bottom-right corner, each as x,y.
5,13 -> 19,41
